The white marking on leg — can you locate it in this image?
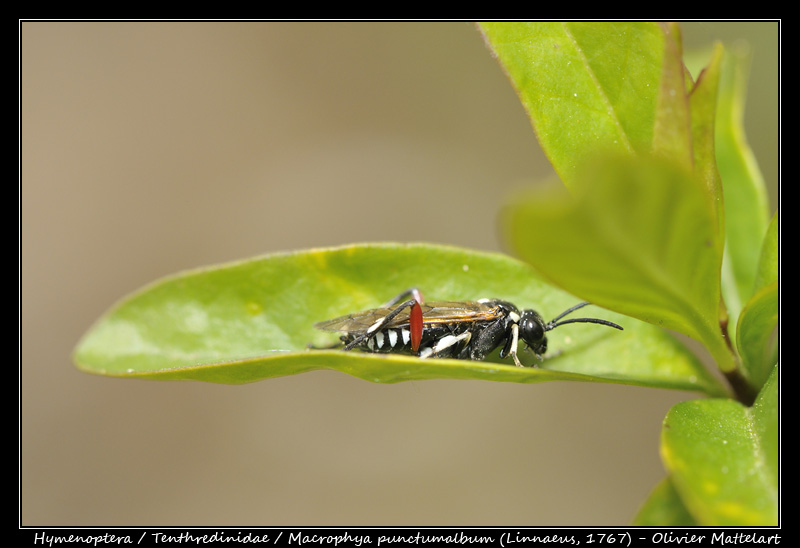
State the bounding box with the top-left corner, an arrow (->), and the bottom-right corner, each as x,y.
433,332 -> 471,354
367,318 -> 385,334
433,335 -> 457,352
509,323 -> 522,366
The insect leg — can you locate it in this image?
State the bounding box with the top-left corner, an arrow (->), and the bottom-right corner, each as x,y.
342,298 -> 419,351
381,288 -> 424,308
420,331 -> 472,359
501,323 -> 524,367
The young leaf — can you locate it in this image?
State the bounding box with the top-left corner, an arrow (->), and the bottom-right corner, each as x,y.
736,282 -> 778,389
736,210 -> 778,389
505,155 -> 731,371
651,22 -> 694,173
752,209 -> 779,294
73,243 -> 725,394
660,366 -> 779,525
688,42 -> 725,253
716,45 -> 771,310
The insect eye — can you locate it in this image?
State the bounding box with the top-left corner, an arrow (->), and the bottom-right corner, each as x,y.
519,311 -> 545,345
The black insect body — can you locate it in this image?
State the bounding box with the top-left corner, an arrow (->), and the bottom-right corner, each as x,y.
314,289 -> 623,367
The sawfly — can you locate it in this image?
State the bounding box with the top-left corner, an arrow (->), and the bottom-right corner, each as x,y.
314,288 -> 623,367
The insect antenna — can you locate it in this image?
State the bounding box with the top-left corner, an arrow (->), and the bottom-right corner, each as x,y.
546,302 -> 623,332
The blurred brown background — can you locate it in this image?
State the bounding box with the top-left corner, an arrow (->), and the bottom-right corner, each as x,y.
21,21 -> 779,526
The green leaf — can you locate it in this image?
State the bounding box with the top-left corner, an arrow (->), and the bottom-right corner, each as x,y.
73,243 -> 724,394
478,22 -> 667,186
716,45 -> 771,312
735,210 -> 778,389
751,364 -> 779,485
505,155 -> 731,371
688,42 -> 725,252
632,478 -> 697,526
482,22 -> 733,371
660,366 -> 779,525
736,281 -> 778,389
753,209 -> 779,294
652,22 -> 695,172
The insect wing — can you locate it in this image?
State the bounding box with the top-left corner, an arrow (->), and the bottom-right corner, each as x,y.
313,308 -> 396,333
414,301 -> 503,325
362,301 -> 501,329
314,301 -> 502,333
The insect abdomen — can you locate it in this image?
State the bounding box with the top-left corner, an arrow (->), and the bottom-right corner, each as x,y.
346,327 -> 413,353
346,322 -> 478,358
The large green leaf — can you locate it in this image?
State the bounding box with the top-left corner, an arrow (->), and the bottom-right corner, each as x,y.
660,365 -> 779,525
505,155 -> 731,371
73,243 -> 724,394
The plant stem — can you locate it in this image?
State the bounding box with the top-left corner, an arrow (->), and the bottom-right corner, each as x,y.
724,368 -> 757,406
717,315 -> 757,405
